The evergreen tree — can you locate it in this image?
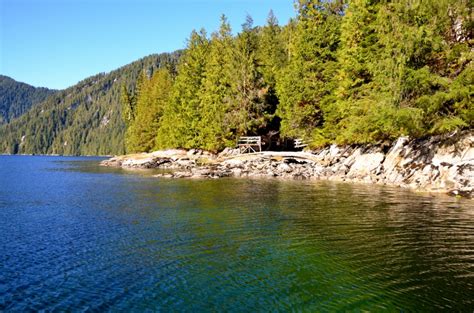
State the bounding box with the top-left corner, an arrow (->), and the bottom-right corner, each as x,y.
120,83 -> 135,127
197,15 -> 235,150
276,0 -> 344,143
333,0 -> 473,144
2,4 -> 471,156
156,29 -> 210,149
256,10 -> 288,136
257,10 -> 286,87
126,69 -> 172,153
226,15 -> 265,136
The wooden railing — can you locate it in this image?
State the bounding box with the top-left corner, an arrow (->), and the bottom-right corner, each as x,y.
294,138 -> 308,149
237,136 -> 262,154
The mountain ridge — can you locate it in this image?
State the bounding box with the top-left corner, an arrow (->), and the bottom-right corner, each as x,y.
0,75 -> 56,124
0,51 -> 182,155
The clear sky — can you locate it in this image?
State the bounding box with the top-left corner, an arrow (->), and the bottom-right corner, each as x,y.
0,0 -> 296,90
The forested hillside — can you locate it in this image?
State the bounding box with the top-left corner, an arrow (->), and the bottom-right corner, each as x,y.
0,75 -> 55,124
1,0 -> 471,156
123,0 -> 472,154
0,52 -> 181,155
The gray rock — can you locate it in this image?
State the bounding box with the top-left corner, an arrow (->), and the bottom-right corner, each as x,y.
347,152 -> 385,177
102,130 -> 473,197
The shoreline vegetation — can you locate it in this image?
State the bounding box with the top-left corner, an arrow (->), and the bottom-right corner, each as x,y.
105,1 -> 472,199
119,1 -> 472,158
0,1 -> 471,159
102,130 -> 473,198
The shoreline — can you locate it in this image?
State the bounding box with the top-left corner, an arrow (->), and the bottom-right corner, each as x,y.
0,153 -> 112,157
101,131 -> 473,198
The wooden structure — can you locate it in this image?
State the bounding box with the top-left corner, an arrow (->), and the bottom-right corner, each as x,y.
237,136 -> 262,154
294,138 -> 308,149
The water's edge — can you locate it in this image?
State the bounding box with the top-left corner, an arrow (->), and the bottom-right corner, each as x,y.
1,155 -> 473,311
102,131 -> 473,198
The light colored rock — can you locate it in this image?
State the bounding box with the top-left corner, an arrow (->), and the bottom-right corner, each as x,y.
461,147 -> 474,162
342,148 -> 362,168
122,156 -> 154,167
448,161 -> 473,190
347,152 -> 385,177
277,163 -> 292,173
329,144 -> 340,158
222,158 -> 245,167
383,136 -> 409,173
101,130 -> 473,197
187,149 -> 198,156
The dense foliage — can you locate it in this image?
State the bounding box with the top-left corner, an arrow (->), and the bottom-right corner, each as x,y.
0,75 -> 55,124
123,0 -> 472,153
327,0 -> 473,144
1,0 -> 471,155
124,13 -> 287,152
0,53 -> 181,155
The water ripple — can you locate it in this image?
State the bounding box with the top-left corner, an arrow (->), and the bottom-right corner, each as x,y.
0,156 -> 473,311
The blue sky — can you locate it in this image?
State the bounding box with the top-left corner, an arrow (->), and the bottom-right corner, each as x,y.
0,0 -> 296,89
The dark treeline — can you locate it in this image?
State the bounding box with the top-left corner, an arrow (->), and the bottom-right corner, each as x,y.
0,0 -> 471,156
0,53 -> 181,155
0,75 -> 56,125
123,0 -> 472,153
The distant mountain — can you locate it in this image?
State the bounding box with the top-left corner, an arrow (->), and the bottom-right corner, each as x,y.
0,52 -> 181,155
0,75 -> 56,124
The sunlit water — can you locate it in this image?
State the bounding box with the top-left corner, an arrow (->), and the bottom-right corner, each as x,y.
0,156 -> 473,311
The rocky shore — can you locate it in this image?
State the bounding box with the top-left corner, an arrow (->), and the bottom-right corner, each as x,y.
101,130 -> 473,197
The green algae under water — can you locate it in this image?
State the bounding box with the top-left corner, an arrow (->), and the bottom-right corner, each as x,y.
0,155 -> 473,311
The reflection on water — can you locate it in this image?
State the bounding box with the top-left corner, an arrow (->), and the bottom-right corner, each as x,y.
0,156 -> 473,311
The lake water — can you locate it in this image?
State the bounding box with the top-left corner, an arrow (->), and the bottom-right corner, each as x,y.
0,155 -> 473,311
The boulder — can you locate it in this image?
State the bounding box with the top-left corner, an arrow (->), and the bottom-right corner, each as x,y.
347,152 -> 385,178
101,130 -> 473,197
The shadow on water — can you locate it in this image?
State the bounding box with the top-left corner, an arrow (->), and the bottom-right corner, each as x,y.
0,156 -> 472,311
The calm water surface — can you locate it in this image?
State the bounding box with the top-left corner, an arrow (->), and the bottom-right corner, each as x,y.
0,155 -> 473,311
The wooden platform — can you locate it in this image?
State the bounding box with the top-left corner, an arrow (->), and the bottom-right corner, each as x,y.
237,136 -> 262,154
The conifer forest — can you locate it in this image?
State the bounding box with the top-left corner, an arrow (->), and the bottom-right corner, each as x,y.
1,0 -> 472,155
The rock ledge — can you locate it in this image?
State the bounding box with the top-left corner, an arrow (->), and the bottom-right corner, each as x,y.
101,131 -> 473,197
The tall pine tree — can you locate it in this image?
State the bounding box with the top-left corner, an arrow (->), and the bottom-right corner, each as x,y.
256,10 -> 288,137
276,0 -> 344,144
156,29 -> 210,149
125,69 -> 172,153
226,15 -> 265,136
333,0 -> 472,144
197,15 -> 235,150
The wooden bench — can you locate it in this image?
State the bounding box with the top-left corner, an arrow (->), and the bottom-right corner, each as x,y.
294,138 -> 308,149
237,136 -> 262,154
